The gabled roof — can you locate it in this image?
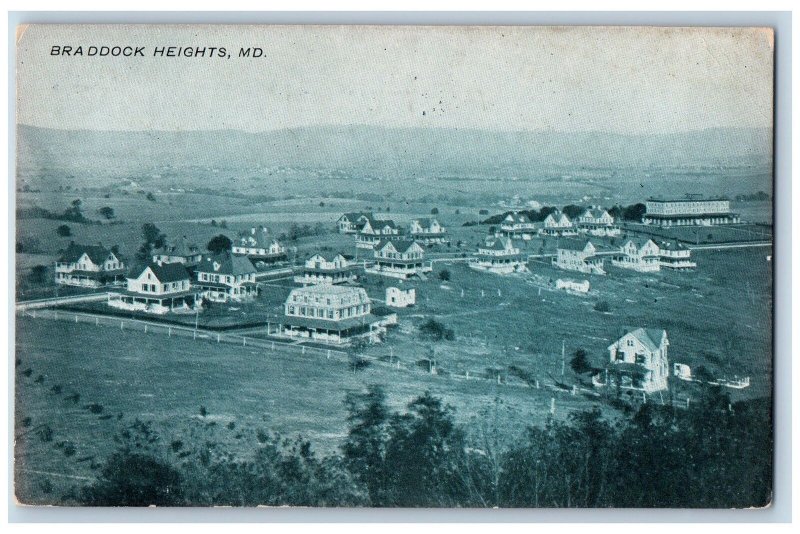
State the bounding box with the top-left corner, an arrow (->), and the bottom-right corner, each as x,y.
130,262 -> 190,283
618,327 -> 667,352
197,252 -> 257,275
482,237 -> 515,251
237,227 -> 279,249
375,238 -> 421,254
153,236 -> 199,257
307,252 -> 347,263
624,237 -> 658,250
504,212 -> 530,224
58,243 -> 116,264
340,212 -> 372,222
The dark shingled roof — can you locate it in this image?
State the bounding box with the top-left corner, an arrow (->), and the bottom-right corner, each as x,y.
58,243 -> 117,265
129,262 -> 190,283
197,251 -> 257,276
374,238 -> 422,254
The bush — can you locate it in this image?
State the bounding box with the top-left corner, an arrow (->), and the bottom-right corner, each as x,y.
418,319 -> 455,341
56,224 -> 72,237
594,301 -> 611,313
438,269 -> 451,282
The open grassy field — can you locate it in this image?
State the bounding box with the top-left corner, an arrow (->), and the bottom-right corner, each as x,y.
14,314 -> 601,504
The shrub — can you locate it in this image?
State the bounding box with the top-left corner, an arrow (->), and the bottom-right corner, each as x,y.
56,224 -> 72,237
418,319 -> 455,341
438,269 -> 451,282
594,301 -> 611,313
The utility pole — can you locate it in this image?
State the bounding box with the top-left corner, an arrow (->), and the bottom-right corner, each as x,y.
561,339 -> 566,376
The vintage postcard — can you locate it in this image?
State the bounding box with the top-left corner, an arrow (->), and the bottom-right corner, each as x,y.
14,24 -> 773,507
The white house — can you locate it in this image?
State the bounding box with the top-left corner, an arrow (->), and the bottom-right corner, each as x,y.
232,226 -> 287,264
194,252 -> 259,302
540,211 -> 577,236
386,286 -> 416,307
499,212 -> 537,240
600,328 -> 670,393
107,261 -> 201,314
657,240 -> 697,270
365,239 -> 432,279
281,285 -> 385,344
152,237 -> 203,266
611,238 -> 661,272
337,212 -> 372,234
54,243 -> 126,288
355,216 -> 402,249
409,218 -> 447,244
294,253 -> 356,285
470,237 -> 527,274
577,207 -> 621,237
552,239 -> 611,275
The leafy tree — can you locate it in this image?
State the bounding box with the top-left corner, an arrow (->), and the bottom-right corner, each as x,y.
56,224 -> 72,237
146,192 -> 156,202
431,207 -> 439,215
28,265 -> 48,285
594,300 -> 610,313
438,269 -> 451,282
207,234 -> 232,254
570,348 -> 593,375
418,319 -> 455,341
98,206 -> 115,220
137,223 -> 166,260
383,392 -> 467,506
79,451 -> 184,506
622,203 -> 647,221
342,385 -> 391,505
562,204 -> 585,219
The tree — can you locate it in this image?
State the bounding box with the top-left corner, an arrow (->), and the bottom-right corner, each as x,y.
383,392 -> 468,506
207,234 -> 232,254
431,207 -> 439,215
56,224 -> 72,237
570,348 -> 593,375
146,192 -> 156,202
98,206 -> 115,220
438,269 -> 451,282
342,385 -> 391,505
29,265 -> 48,284
80,451 -> 184,506
622,203 -> 647,222
562,204 -> 585,219
137,223 -> 166,260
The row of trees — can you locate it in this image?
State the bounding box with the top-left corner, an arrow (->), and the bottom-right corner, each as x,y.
60,383 -> 771,508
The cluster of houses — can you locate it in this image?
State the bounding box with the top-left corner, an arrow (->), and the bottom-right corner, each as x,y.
49,196 -> 715,355
498,206 -> 621,240
338,212 -> 447,247
551,237 -> 696,275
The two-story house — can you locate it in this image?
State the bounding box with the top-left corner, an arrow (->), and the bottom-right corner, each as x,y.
657,240 -> 697,270
611,238 -> 661,272
294,253 -> 356,285
54,243 -> 126,288
355,216 -> 402,249
366,238 -> 432,279
107,261 -> 201,314
600,328 -> 670,393
232,226 -> 287,264
552,239 -> 612,275
281,284 -> 384,344
499,212 -> 537,240
194,252 -> 259,302
409,218 -> 447,245
152,237 -> 203,266
470,237 -> 526,274
540,211 -> 577,237
576,207 -> 621,237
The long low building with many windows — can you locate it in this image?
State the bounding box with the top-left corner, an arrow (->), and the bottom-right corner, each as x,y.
281,285 -> 386,344
643,197 -> 740,226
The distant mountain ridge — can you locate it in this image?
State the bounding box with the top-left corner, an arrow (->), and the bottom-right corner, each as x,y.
16,124 -> 772,177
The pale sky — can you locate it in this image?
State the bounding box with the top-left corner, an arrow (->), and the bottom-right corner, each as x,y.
16,24 -> 774,134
